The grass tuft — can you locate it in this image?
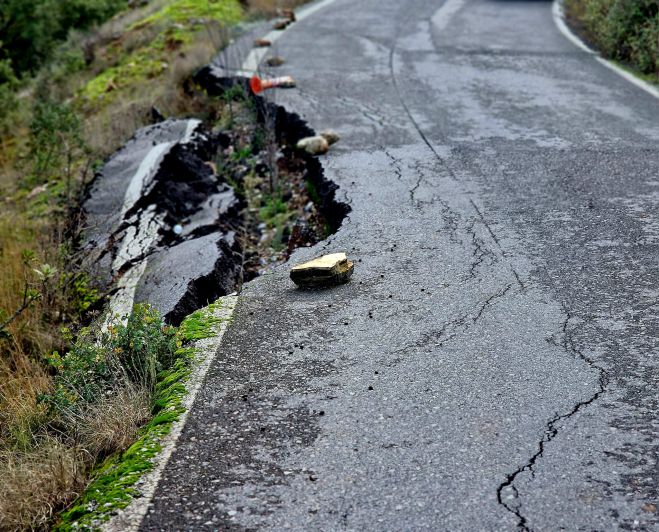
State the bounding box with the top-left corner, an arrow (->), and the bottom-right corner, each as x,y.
53,301 -> 227,530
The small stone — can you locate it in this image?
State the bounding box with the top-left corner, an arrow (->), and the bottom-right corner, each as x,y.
320,129 -> 340,145
296,136 -> 329,155
277,8 -> 296,21
273,19 -> 292,30
266,56 -> 285,67
290,252 -> 354,288
173,224 -> 183,235
254,38 -> 271,47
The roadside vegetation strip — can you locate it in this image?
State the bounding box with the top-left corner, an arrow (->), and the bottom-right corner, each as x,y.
54,297 -> 236,531
0,1 -> 299,529
559,0 -> 659,97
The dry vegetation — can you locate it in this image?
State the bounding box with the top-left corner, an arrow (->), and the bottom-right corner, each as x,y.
0,0 -> 302,528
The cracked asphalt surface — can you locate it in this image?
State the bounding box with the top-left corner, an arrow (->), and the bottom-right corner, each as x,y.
141,0 -> 659,529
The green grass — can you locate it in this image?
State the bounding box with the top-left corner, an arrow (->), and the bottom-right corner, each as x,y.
80,0 -> 242,107
53,300 -> 230,530
135,0 -> 242,27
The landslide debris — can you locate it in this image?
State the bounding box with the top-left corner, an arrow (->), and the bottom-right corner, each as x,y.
290,252 -> 355,288
81,67 -> 350,323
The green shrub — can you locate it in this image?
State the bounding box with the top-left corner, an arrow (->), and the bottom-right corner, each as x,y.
27,98 -> 85,186
0,57 -> 20,136
567,0 -> 659,78
0,0 -> 127,75
41,305 -> 178,416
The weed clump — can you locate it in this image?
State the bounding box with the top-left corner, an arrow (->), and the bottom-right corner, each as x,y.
0,305 -> 179,530
565,0 -> 659,80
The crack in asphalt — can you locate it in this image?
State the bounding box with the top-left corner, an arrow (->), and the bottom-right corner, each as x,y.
511,268 -> 527,291
388,41 -> 458,185
472,284 -> 512,323
383,146 -> 404,182
391,283 -> 516,363
466,220 -> 498,279
469,199 -> 502,250
338,94 -> 387,134
390,16 -> 612,531
408,160 -> 426,204
496,307 -> 609,531
469,199 -> 530,292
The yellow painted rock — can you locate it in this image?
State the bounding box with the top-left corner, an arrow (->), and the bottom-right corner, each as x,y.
290,252 -> 354,287
320,129 -> 340,145
296,136 -> 329,155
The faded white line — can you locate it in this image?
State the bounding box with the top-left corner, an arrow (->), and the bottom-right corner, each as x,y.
104,260 -> 149,330
104,119 -> 201,329
182,118 -> 202,143
105,296 -> 238,532
238,0 -> 340,76
551,0 -> 593,53
431,0 -> 468,33
120,142 -> 173,219
552,0 -> 659,100
104,0 -> 342,527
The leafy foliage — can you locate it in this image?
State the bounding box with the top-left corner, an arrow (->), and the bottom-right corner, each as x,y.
0,55 -> 19,135
41,305 -> 178,415
566,0 -> 659,78
0,0 -> 127,76
27,98 -> 86,186
53,301 -> 226,530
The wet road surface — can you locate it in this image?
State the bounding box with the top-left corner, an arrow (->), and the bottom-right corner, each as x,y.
140,0 -> 659,529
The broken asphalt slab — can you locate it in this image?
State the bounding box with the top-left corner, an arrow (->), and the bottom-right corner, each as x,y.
82,119 -> 243,325
136,0 -> 659,530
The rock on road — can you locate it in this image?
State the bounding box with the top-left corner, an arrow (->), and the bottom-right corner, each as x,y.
140,0 -> 659,530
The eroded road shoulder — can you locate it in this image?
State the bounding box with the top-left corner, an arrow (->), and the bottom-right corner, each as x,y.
140,0 -> 659,530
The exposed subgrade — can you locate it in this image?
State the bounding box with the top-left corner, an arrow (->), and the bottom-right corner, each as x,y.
81,66 -> 351,325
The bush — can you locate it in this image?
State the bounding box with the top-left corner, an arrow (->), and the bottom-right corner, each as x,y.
0,57 -> 20,136
0,0 -> 127,76
27,98 -> 86,187
0,305 -> 180,529
41,305 -> 178,417
566,0 -> 659,78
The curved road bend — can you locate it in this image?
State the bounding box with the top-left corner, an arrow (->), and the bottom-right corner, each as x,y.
141,0 -> 659,530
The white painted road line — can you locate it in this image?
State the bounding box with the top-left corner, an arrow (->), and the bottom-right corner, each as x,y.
431,0 -> 468,33
104,0 -> 343,527
238,0 -> 340,76
103,119 -> 201,329
105,296 -> 238,532
552,0 -> 659,100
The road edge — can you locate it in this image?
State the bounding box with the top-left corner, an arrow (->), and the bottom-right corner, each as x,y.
102,295 -> 238,531
552,0 -> 659,100
102,0 -> 344,527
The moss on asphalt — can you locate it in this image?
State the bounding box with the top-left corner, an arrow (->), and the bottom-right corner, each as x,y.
54,300 -> 230,530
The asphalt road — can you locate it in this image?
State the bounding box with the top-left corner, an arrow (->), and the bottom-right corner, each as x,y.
141,0 -> 659,530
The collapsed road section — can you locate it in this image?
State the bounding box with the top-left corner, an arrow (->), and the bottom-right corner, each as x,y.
81,70 -> 350,325
82,118 -> 243,326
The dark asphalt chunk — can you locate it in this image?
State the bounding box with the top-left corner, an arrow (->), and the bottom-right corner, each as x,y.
140,0 -> 659,530
82,120 -> 243,324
